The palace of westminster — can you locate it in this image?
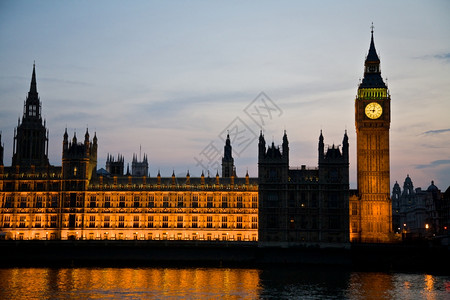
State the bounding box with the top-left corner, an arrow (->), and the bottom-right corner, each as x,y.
1,30 -> 448,244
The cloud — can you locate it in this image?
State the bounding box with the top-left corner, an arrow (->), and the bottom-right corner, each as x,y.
419,144 -> 446,149
434,53 -> 450,61
41,77 -> 93,87
422,128 -> 450,134
415,53 -> 450,62
415,160 -> 450,169
422,128 -> 450,135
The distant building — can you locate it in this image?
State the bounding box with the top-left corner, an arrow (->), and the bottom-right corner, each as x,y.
442,187 -> 450,236
132,151 -> 148,177
391,175 -> 446,239
221,133 -> 235,178
106,154 -> 124,176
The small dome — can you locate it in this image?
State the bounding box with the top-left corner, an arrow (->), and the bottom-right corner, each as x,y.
427,181 -> 438,192
404,175 -> 412,184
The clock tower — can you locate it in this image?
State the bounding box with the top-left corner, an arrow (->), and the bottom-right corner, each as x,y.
354,26 -> 392,243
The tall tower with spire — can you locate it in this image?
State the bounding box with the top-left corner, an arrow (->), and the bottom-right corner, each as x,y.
354,25 -> 392,242
12,63 -> 49,167
221,133 -> 235,178
132,147 -> 149,177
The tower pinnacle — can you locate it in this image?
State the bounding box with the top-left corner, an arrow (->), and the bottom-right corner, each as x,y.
29,62 -> 37,95
360,25 -> 386,89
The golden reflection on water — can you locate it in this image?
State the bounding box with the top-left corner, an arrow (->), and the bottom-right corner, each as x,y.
0,268 -> 262,299
348,272 -> 394,299
347,272 -> 448,300
0,268 -> 448,299
424,274 -> 434,291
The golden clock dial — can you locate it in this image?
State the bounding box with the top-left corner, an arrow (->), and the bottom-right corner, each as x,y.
365,102 -> 382,119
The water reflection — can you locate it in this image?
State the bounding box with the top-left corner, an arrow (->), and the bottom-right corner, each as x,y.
0,267 -> 448,299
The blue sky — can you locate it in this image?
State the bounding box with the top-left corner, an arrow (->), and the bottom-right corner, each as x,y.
1,0 -> 449,190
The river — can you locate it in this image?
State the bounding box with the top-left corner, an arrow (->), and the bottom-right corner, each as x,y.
0,267 -> 448,299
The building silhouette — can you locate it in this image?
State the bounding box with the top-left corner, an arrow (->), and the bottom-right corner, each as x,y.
258,130 -> 349,245
132,150 -> 148,177
12,63 -> 49,167
106,154 -> 124,176
392,175 -> 446,239
221,133 -> 235,178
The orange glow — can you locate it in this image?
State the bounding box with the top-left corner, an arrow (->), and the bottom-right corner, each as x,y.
424,274 -> 434,292
0,268 -> 262,298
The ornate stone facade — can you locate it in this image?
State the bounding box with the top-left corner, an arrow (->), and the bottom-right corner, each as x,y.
0,65 -> 258,241
351,28 -> 392,243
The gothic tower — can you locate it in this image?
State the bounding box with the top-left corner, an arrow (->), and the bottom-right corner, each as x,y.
62,129 -> 98,191
106,154 -> 124,176
391,181 -> 402,233
132,148 -> 149,177
258,131 -> 289,242
221,133 -> 235,177
355,26 -> 392,242
12,63 -> 49,167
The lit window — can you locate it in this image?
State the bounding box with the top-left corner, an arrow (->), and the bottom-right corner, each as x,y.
222,216 -> 227,228
237,216 -> 243,229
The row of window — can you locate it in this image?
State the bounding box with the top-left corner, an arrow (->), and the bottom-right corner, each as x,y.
2,215 -> 58,228
1,194 -> 259,209
12,232 -> 258,241
2,216 -> 258,230
2,196 -> 59,208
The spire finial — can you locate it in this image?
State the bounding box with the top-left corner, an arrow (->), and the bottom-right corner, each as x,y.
371,22 -> 374,34
29,62 -> 37,94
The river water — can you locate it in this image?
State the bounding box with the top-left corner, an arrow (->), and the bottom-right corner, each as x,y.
0,267 -> 448,299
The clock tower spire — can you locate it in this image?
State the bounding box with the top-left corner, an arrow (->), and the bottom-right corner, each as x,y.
352,26 -> 392,243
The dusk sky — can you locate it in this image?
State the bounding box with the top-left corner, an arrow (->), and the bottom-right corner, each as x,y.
1,1 -> 449,190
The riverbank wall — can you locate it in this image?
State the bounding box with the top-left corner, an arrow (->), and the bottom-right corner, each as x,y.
0,241 -> 448,272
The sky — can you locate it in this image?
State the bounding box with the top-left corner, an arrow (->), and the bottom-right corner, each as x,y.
0,0 -> 449,190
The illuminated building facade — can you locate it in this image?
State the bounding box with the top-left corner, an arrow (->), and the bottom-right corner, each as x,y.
1,28 -> 400,245
351,27 -> 392,243
0,65 -> 258,241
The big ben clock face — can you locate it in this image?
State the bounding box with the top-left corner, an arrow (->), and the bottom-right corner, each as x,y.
365,102 -> 383,119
